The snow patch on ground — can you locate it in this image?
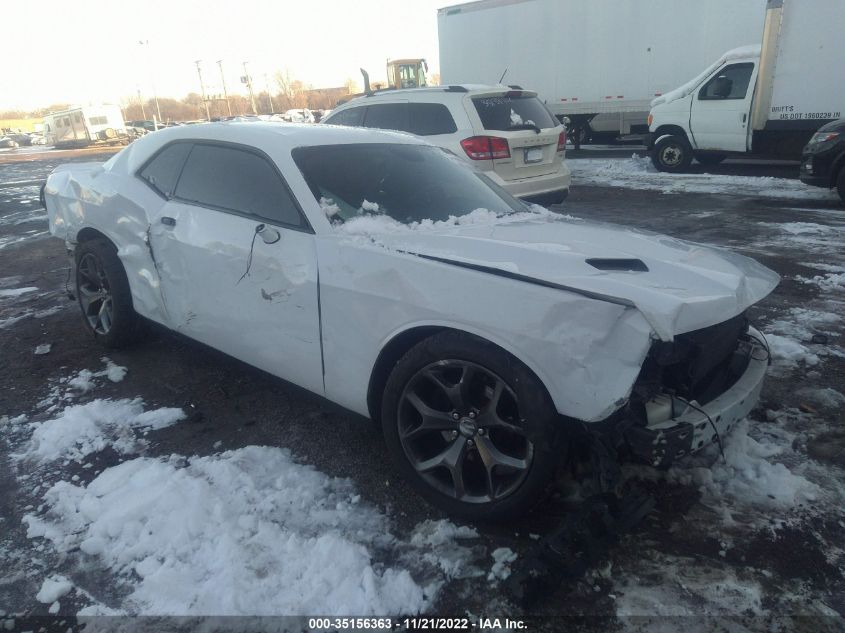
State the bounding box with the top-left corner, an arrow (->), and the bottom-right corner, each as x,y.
570,156 -> 839,201
487,548 -> 518,583
15,398 -> 185,464
667,419 -> 820,517
406,520 -> 483,582
0,286 -> 38,298
613,553 -> 764,618
23,447 -> 432,616
35,575 -> 73,604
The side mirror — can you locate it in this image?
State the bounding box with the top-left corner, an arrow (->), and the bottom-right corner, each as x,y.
713,76 -> 733,98
256,224 -> 280,244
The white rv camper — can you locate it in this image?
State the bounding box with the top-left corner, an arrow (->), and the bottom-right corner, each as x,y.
43,105 -> 128,148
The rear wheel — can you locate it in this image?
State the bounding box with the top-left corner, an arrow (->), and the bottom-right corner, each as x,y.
651,135 -> 693,172
694,152 -> 727,166
381,331 -> 563,522
75,239 -> 144,348
837,166 -> 845,204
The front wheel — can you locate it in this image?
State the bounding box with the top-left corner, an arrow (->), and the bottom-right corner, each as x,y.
75,238 -> 144,348
651,135 -> 693,172
381,332 -> 563,522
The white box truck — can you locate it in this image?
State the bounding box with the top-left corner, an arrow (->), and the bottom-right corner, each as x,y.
44,105 -> 128,149
437,0 -> 768,147
647,0 -> 845,171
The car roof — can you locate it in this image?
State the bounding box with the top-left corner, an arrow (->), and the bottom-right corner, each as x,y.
338,83 -> 536,104
107,121 -> 427,174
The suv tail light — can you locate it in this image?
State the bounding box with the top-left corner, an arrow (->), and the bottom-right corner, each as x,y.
557,130 -> 566,152
460,136 -> 511,161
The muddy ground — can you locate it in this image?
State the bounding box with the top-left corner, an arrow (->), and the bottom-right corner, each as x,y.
1,148 -> 843,631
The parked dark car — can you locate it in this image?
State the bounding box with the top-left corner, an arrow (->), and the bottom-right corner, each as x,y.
800,118 -> 845,203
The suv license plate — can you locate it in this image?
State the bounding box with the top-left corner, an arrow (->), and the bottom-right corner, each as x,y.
524,147 -> 543,163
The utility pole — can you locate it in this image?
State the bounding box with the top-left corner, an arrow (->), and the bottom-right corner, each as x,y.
194,60 -> 212,120
217,60 -> 232,116
137,88 -> 146,120
264,73 -> 275,114
139,40 -> 162,122
242,61 -> 258,115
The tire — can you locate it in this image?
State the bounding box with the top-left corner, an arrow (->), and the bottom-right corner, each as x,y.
694,152 -> 727,166
651,135 -> 693,172
75,238 -> 144,348
837,166 -> 845,205
381,331 -> 564,522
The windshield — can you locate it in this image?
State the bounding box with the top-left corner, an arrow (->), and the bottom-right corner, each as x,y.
292,143 -> 525,224
472,95 -> 558,131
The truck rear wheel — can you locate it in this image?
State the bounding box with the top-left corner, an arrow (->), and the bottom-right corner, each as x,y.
652,135 -> 693,173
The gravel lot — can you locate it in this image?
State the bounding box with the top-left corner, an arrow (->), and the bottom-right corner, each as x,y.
1,147 -> 843,631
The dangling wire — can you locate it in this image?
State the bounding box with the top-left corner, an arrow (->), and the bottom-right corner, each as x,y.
237,226 -> 262,285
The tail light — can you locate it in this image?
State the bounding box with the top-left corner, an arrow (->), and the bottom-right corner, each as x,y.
460,136 -> 511,160
557,130 -> 566,152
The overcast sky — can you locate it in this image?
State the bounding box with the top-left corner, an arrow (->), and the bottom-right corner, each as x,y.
1,0 -> 472,111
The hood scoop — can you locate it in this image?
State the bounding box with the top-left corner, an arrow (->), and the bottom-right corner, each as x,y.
586,258 -> 649,272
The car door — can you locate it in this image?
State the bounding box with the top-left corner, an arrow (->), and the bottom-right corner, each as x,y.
689,62 -> 757,152
144,141 -> 324,395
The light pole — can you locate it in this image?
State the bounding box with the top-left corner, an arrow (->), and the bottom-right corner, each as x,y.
217,60 -> 232,117
242,61 -> 258,115
194,60 -> 212,120
264,73 -> 275,114
138,40 -> 162,123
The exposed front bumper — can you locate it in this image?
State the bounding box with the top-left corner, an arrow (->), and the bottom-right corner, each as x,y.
625,327 -> 768,468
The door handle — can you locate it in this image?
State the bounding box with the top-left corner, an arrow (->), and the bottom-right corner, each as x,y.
742,113 -> 747,123
161,216 -> 176,227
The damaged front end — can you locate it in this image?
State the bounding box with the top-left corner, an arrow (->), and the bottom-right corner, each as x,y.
620,313 -> 769,468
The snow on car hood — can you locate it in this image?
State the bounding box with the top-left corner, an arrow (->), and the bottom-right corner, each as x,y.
337,211 -> 779,340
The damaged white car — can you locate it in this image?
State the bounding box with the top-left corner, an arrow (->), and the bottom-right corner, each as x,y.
44,122 -> 778,521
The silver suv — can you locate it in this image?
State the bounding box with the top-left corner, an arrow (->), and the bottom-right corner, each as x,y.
322,85 -> 571,204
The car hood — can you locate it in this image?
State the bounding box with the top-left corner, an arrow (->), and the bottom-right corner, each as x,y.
341,214 -> 779,340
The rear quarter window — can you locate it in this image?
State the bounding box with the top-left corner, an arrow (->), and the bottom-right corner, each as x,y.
407,103 -> 457,136
173,143 -> 304,228
472,95 -> 558,131
138,142 -> 192,198
325,107 -> 365,127
362,103 -> 408,132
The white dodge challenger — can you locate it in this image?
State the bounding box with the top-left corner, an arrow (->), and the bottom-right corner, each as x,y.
44,122 -> 778,521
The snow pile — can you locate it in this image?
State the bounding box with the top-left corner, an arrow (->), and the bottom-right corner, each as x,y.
668,419 -> 820,512
798,264 -> 845,292
337,206 -> 559,236
319,197 -> 341,218
487,548 -> 518,583
35,575 -> 73,604
406,520 -> 483,581
24,446 -> 429,616
570,156 -> 838,201
766,334 -> 821,368
15,398 -> 185,464
757,223 -> 845,257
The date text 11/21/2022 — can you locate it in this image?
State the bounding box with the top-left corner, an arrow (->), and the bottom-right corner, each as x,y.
307,617 -> 527,630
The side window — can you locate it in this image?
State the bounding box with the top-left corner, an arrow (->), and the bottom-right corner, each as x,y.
699,63 -> 754,101
407,103 -> 457,136
363,103 -> 409,132
325,107 -> 365,127
174,143 -> 304,228
138,142 -> 192,198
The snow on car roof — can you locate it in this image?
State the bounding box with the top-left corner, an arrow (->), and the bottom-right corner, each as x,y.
106,121 -> 425,175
